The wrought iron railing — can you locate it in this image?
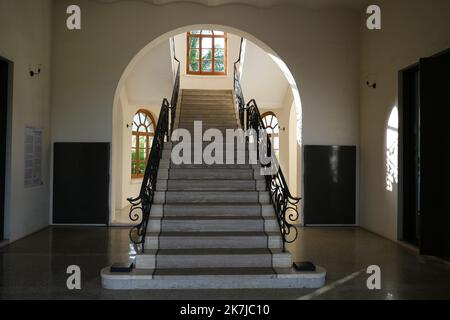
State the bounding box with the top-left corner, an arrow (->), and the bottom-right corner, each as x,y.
234,38 -> 246,129
246,99 -> 301,251
233,38 -> 301,251
128,58 -> 180,252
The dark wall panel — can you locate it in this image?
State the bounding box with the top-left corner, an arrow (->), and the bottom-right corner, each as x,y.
53,143 -> 110,224
304,145 -> 356,225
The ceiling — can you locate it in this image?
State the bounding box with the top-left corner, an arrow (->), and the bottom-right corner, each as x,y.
95,0 -> 370,10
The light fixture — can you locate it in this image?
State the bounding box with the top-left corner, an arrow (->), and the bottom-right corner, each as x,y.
366,81 -> 377,89
29,64 -> 42,77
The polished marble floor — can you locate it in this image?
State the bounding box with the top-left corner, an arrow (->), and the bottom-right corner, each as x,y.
0,226 -> 449,300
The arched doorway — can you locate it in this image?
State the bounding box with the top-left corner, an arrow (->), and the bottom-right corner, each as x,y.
111,24 -> 304,224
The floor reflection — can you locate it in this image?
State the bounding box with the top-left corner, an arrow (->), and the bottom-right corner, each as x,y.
0,226 -> 449,300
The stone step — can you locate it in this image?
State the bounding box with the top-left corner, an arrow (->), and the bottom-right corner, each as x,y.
144,231 -> 283,249
181,102 -> 234,110
162,179 -> 264,191
179,113 -> 236,119
178,120 -> 237,126
168,168 -> 255,180
183,89 -> 232,95
168,163 -> 254,169
101,266 -> 326,290
156,203 -> 275,217
136,248 -> 291,269
148,216 -> 279,233
182,94 -> 233,100
180,109 -> 236,116
154,191 -> 270,204
165,248 -> 288,268
156,179 -> 265,191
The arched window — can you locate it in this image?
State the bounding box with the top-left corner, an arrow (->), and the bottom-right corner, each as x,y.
131,109 -> 156,178
187,30 -> 227,75
386,106 -> 399,191
262,111 -> 280,159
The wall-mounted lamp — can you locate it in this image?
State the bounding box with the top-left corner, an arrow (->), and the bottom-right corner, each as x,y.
29,64 -> 42,77
366,81 -> 377,89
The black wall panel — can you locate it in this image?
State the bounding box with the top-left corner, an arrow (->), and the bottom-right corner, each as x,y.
304,145 -> 356,225
53,143 -> 110,224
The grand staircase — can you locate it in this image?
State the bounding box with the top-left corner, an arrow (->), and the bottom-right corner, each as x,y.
102,89 -> 325,289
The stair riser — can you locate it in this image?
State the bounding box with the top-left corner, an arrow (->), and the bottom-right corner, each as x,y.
182,95 -> 233,101
157,181 -> 265,192
168,170 -> 254,180
157,254 -> 273,269
160,192 -> 266,204
164,180 -> 259,191
178,121 -> 237,127
144,236 -> 284,249
168,164 -> 253,169
182,101 -> 233,106
158,205 -> 276,217
179,113 -> 236,119
149,220 -> 279,233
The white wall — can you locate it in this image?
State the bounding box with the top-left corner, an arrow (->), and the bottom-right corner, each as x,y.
359,0 -> 450,240
0,0 -> 52,241
50,0 -> 361,216
174,32 -> 241,90
116,92 -> 161,210
241,40 -> 289,109
113,39 -> 172,212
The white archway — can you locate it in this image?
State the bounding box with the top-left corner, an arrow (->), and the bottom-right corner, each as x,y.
111,24 -> 304,222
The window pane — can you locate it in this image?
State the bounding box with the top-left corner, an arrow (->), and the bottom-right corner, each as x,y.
139,136 -> 146,148
132,135 -> 136,147
214,60 -> 225,72
202,37 -> 213,48
191,30 -> 201,34
131,149 -> 136,161
132,122 -> 138,131
189,49 -> 199,60
215,38 -> 225,49
274,137 -> 279,150
201,30 -> 213,35
189,37 -> 200,48
148,124 -> 154,133
214,49 -> 224,59
131,162 -> 136,175
139,162 -> 145,174
202,60 -> 212,72
202,49 -> 212,60
133,114 -> 140,124
138,125 -> 146,133
139,148 -> 146,161
214,30 -> 224,35
189,60 -> 199,72
139,112 -> 145,124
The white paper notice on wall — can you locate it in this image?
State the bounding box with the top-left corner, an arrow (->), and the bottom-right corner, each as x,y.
24,126 -> 43,188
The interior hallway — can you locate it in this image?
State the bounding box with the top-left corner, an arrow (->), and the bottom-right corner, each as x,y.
1,227 -> 449,300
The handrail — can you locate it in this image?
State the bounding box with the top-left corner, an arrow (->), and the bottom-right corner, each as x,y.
233,38 -> 301,251
234,38 -> 246,129
128,56 -> 181,252
246,99 -> 301,251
